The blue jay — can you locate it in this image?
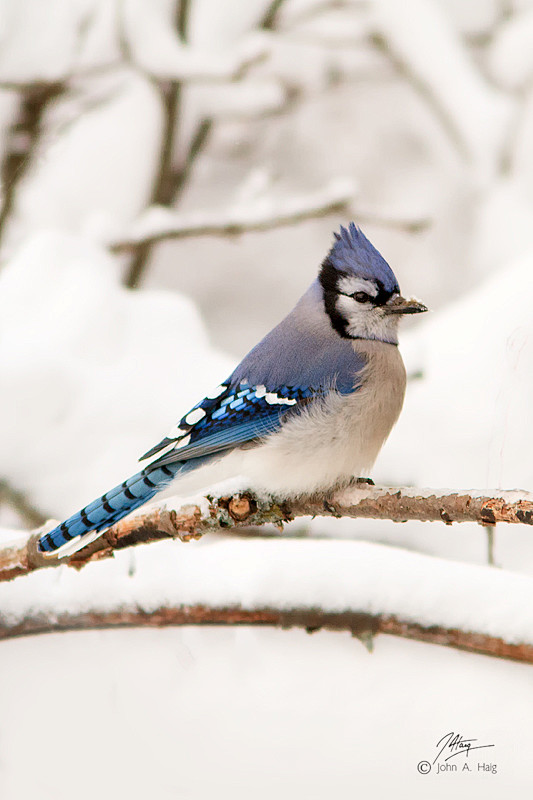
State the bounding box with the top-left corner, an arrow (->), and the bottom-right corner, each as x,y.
38,223 -> 426,556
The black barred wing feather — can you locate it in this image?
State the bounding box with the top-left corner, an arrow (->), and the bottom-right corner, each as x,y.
139,382 -> 316,468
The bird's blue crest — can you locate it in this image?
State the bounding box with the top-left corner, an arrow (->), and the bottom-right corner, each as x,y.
328,222 -> 399,294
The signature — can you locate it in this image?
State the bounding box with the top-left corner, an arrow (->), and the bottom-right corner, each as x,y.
433,732 -> 495,764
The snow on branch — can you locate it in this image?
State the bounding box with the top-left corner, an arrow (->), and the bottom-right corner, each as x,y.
3,603 -> 532,664
368,0 -> 512,171
121,0 -> 269,83
3,484 -> 533,583
110,178 -> 356,251
2,531 -> 533,664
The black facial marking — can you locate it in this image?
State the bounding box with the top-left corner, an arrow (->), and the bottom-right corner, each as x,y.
319,258 -> 396,339
319,260 -> 351,338
366,283 -> 393,307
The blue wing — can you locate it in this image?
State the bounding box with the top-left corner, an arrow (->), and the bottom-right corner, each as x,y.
141,289 -> 368,469
140,382 -> 317,467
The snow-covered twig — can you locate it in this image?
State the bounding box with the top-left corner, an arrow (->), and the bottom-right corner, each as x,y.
3,485 -> 533,583
368,0 -> 512,171
354,205 -> 431,233
122,0 -> 190,289
2,534 -> 533,665
120,0 -> 269,84
3,603 -> 531,663
110,179 -> 356,251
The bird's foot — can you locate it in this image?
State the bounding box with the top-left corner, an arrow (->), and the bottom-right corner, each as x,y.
323,497 -> 342,517
348,476 -> 375,487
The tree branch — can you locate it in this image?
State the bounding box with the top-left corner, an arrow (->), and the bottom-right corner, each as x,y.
369,31 -> 470,161
0,480 -> 46,528
352,207 -> 431,234
3,485 -> 533,582
123,0 -> 190,289
3,603 -> 532,663
3,523 -> 533,664
110,178 -> 355,252
0,81 -> 64,244
259,0 -> 287,31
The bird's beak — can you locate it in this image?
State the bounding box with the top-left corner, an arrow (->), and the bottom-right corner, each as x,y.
384,295 -> 428,315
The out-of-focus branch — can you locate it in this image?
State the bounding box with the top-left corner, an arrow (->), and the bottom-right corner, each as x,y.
367,0 -> 513,172
122,0 -> 190,289
369,31 -> 469,160
120,1 -> 288,289
0,81 -> 64,243
119,0 -> 268,84
122,3 -> 271,287
112,178 -> 355,252
353,205 -> 431,233
3,485 -> 533,582
115,183 -> 433,255
2,603 -> 531,663
274,0 -> 351,30
0,481 -> 46,528
172,117 -> 213,197
260,0 -> 288,30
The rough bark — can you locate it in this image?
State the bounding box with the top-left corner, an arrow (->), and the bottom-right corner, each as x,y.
2,485 -> 533,583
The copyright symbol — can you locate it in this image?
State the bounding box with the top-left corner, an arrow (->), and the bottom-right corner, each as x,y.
417,761 -> 431,774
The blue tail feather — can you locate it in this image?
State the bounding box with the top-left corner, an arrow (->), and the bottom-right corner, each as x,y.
38,458 -> 202,553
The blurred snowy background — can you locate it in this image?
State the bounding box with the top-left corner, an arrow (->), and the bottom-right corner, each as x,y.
1,0 -> 533,797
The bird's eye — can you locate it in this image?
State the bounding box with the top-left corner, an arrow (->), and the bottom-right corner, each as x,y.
353,291 -> 371,304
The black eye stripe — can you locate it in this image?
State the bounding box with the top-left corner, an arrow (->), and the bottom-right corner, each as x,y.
339,285 -> 394,307
338,290 -> 373,302
319,258 -> 399,338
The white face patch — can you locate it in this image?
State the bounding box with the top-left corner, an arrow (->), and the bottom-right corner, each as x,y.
185,407 -> 206,425
336,276 -> 378,298
335,294 -> 399,344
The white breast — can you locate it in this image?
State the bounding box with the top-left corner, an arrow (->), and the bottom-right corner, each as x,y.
233,340 -> 406,496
